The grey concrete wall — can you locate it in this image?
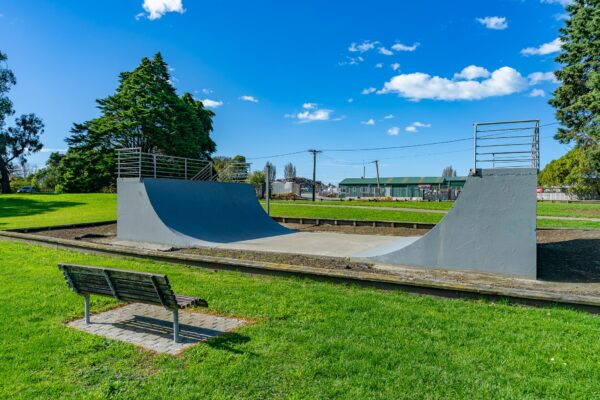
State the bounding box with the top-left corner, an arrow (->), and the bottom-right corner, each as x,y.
365,169 -> 538,278
117,178 -> 292,247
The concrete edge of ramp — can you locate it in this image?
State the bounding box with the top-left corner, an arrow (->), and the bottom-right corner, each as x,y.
362,169 -> 538,278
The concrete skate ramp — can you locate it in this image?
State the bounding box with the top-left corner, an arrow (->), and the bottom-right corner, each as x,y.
358,169 -> 537,278
117,178 -> 292,246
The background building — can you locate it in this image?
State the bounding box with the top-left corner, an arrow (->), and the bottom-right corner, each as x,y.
339,176 -> 467,200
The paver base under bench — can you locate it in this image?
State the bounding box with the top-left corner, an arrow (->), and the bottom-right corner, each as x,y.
68,303 -> 247,355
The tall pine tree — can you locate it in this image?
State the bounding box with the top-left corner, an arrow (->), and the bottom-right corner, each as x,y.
60,53 -> 216,192
545,0 -> 599,195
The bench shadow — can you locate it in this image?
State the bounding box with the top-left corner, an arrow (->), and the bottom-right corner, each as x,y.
111,315 -> 230,345
537,239 -> 600,282
0,197 -> 85,222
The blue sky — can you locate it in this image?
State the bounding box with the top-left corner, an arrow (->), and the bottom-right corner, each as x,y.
1,0 -> 573,183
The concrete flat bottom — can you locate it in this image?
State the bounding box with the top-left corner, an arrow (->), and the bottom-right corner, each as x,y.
68,303 -> 247,355
211,231 -> 409,257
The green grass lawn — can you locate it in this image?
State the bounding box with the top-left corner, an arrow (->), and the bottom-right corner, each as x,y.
270,199 -> 600,218
1,193 -> 599,231
2,241 -> 600,399
0,193 -> 116,230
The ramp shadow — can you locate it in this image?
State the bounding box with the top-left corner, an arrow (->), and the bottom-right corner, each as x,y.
537,239 -> 600,282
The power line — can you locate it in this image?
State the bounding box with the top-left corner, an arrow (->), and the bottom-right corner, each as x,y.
247,150 -> 308,160
245,122 -> 560,160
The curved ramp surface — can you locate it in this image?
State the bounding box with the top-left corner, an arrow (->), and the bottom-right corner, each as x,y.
117,178 -> 292,246
358,169 -> 537,278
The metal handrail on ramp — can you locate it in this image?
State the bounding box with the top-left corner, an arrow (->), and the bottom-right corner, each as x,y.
116,148 -> 251,183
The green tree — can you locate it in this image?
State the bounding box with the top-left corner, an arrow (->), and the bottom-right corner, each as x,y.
538,147 -> 600,196
0,51 -> 44,193
547,0 -> 599,195
61,53 -> 216,192
31,151 -> 64,192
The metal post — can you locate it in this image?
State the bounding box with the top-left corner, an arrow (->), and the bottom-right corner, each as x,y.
117,150 -> 121,178
84,295 -> 90,324
153,154 -> 157,178
265,164 -> 270,215
184,159 -> 188,180
138,150 -> 142,179
374,160 -> 381,197
473,123 -> 478,173
173,309 -> 180,343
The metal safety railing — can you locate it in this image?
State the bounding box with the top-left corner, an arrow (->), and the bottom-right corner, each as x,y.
473,120 -> 540,171
116,148 -> 251,183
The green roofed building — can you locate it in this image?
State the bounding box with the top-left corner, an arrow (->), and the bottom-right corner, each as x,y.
338,176 -> 467,200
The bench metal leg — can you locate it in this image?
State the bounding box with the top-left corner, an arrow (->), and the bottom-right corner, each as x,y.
84,295 -> 90,324
173,309 -> 180,343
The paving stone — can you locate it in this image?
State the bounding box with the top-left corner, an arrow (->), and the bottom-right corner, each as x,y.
67,303 -> 247,355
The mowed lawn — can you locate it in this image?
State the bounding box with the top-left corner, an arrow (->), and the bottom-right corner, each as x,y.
2,241 -> 600,399
1,193 -> 600,230
0,194 -> 116,230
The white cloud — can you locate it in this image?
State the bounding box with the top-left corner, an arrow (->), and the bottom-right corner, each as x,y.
387,127 -> 400,136
529,89 -> 546,97
391,42 -> 419,52
287,104 -> 336,123
294,109 -> 333,123
347,98 -> 354,103
379,66 -> 528,101
201,88 -> 213,94
541,0 -> 573,5
339,56 -> 364,66
139,0 -> 184,20
361,118 -> 376,126
40,148 -> 67,153
554,13 -> 569,20
375,63 -> 383,69
383,114 -> 395,119
521,38 -> 563,56
528,71 -> 558,85
201,99 -> 223,108
476,16 -> 508,30
348,40 -> 378,53
405,121 -> 431,132
239,95 -> 259,103
453,65 -> 490,80
413,122 -> 431,128
378,47 -> 393,56
361,87 -> 377,95
391,63 -> 401,71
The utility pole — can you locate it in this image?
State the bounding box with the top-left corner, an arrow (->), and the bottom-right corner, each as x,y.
309,149 -> 321,202
265,163 -> 271,215
374,160 -> 381,197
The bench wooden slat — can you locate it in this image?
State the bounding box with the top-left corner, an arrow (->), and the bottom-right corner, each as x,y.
58,263 -> 205,311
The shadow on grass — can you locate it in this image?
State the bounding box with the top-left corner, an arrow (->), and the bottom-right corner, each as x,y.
206,332 -> 253,355
0,196 -> 85,225
538,239 -> 600,282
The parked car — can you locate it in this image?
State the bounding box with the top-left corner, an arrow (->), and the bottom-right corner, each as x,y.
16,186 -> 36,193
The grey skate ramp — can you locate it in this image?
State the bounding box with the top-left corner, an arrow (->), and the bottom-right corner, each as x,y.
117,178 -> 292,246
356,169 -> 537,278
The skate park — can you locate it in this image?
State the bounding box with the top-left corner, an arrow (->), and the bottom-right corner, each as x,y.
115,120 -> 539,279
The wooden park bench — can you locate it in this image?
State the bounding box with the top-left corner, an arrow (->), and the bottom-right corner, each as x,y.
58,263 -> 208,343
